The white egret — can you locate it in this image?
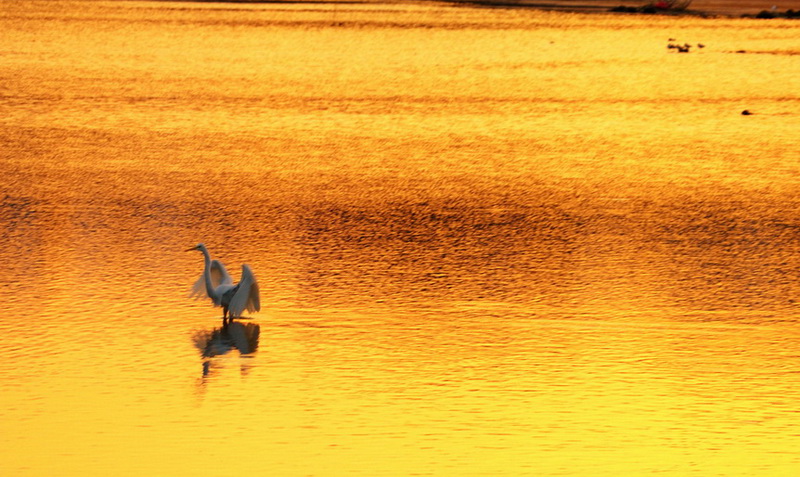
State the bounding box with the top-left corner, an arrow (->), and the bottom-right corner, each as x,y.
188,243 -> 260,324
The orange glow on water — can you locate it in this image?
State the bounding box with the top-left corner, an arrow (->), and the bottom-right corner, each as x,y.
2,1 -> 800,476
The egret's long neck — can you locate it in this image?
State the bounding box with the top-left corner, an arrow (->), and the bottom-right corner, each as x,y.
200,247 -> 215,296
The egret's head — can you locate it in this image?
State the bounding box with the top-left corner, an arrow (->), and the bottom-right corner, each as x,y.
186,243 -> 204,252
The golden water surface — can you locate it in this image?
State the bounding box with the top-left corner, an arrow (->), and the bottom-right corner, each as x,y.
2,1 -> 800,475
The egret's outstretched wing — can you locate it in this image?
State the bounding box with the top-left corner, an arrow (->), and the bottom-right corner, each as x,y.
189,274 -> 206,299
229,264 -> 261,318
189,259 -> 233,299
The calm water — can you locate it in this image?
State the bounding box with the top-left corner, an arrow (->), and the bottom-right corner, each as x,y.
2,1 -> 800,475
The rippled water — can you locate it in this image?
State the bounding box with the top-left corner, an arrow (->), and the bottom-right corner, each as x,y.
2,1 -> 800,475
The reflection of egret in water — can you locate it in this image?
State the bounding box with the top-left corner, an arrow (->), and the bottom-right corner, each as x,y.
192,322 -> 260,377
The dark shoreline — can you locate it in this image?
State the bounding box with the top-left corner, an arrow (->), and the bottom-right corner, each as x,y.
162,0 -> 800,19
452,0 -> 800,18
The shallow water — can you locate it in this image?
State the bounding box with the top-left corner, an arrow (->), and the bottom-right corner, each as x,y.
2,1 -> 800,475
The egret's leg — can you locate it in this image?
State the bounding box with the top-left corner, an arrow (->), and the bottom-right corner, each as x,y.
222,305 -> 229,324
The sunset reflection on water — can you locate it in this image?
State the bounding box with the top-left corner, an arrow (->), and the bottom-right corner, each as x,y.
2,1 -> 800,475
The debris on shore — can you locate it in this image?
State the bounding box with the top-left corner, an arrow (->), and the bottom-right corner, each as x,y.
748,8 -> 800,19
610,0 -> 692,14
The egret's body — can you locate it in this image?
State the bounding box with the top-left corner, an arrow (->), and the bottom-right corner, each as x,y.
189,243 -> 260,323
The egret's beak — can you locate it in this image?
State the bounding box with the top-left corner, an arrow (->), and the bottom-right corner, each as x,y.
185,246 -> 198,252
